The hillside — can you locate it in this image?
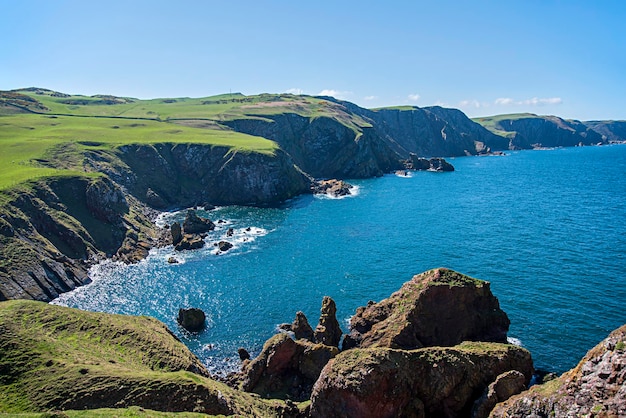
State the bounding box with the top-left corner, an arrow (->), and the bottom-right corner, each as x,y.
473,113 -> 606,149
0,299 -> 296,416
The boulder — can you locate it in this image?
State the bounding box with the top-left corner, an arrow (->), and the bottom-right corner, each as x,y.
170,222 -> 182,245
217,241 -> 233,252
177,307 -> 206,332
174,234 -> 204,251
490,324 -> 626,417
312,179 -> 353,197
471,370 -> 526,418
309,342 -> 533,418
239,333 -> 339,401
182,209 -> 215,234
314,296 -> 342,347
342,268 -> 509,350
429,157 -> 455,172
292,311 -> 315,342
238,347 -> 250,361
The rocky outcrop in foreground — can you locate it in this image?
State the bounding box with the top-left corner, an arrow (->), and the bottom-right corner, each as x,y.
233,268 -> 531,417
343,268 -> 510,350
490,324 -> 626,417
310,343 -> 532,418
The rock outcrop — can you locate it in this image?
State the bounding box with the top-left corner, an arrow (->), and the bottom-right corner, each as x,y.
177,307 -> 206,332
490,324 -> 626,417
314,296 -> 342,347
343,268 -> 510,350
182,209 -> 215,233
292,311 -> 315,341
309,342 -> 533,418
312,179 -> 353,197
406,154 -> 455,171
238,333 -> 339,401
471,370 -> 527,418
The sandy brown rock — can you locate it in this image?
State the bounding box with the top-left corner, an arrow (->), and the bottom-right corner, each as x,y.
292,311 -> 315,341
471,370 -> 526,418
310,342 -> 533,418
490,324 -> 626,417
343,268 -> 510,350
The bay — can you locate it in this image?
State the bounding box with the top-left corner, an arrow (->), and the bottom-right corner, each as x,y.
54,144 -> 626,375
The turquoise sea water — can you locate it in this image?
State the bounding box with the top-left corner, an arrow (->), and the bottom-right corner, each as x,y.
54,145 -> 626,375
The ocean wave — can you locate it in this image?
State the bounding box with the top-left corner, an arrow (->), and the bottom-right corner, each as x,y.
314,184 -> 361,200
507,336 -> 523,346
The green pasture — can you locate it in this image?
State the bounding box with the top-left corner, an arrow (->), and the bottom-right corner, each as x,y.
0,113 -> 277,191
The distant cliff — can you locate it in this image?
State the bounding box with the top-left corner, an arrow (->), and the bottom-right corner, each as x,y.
474,113 -> 605,149
584,120 -> 626,142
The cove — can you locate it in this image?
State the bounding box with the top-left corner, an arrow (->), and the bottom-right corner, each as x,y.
53,144 -> 626,375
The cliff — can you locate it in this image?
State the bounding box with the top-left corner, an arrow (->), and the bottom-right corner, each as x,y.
0,300 -> 298,416
585,120 -> 626,143
474,113 -> 605,149
490,324 -> 626,417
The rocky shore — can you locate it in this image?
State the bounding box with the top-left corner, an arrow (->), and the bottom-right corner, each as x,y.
1,267 -> 623,417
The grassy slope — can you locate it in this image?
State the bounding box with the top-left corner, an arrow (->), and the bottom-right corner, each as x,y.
471,113 -> 538,138
0,89 -> 373,191
0,300 -> 289,416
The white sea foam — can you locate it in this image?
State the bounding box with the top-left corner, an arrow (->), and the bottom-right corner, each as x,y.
314,184 -> 361,200
395,170 -> 413,178
507,336 -> 523,346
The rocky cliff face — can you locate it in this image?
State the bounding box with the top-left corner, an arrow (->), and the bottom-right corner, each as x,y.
0,176 -> 157,301
585,120 -> 626,142
490,115 -> 604,149
224,114 -> 402,179
490,324 -> 626,417
366,106 -> 509,157
0,143 -> 312,302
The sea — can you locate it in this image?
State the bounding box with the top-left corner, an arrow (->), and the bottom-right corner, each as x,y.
53,144 -> 626,376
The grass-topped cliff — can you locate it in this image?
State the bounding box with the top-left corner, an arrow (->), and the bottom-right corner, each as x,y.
0,300 -> 299,416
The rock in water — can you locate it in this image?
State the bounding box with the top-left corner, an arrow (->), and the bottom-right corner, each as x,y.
174,234 -> 204,251
312,179 -> 353,197
170,222 -> 182,245
342,268 -> 510,350
182,209 -> 215,234
314,296 -> 342,347
217,240 -> 233,252
177,307 -> 206,332
490,323 -> 626,417
238,347 -> 250,361
292,311 -> 315,342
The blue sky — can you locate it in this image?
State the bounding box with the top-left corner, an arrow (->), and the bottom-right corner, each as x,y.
2,0 -> 624,120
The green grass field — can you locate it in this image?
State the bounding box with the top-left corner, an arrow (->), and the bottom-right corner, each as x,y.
472,113 -> 538,137
0,88 -> 377,191
0,113 -> 277,191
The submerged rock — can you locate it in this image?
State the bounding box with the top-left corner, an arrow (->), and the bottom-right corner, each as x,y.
309,342 -> 533,418
217,240 -> 233,252
490,324 -> 626,417
314,296 -> 342,347
177,307 -> 206,332
343,268 -> 510,350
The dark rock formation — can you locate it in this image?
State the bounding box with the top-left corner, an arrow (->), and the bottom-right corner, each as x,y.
406,154 -> 455,171
292,311 -> 315,341
312,179 -> 353,197
182,209 -> 215,234
177,307 -> 206,332
471,370 -> 526,418
309,342 -> 533,418
174,234 -> 204,251
238,347 -> 250,361
239,333 -> 339,401
314,296 -> 342,347
170,222 -> 182,245
342,268 -> 510,350
217,240 -> 233,252
490,324 -> 626,417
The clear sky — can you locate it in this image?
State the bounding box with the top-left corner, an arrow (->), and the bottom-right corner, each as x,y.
2,0 -> 625,120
